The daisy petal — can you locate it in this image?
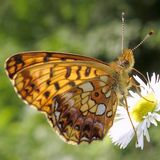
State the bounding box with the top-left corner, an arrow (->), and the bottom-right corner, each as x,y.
154,113 -> 160,121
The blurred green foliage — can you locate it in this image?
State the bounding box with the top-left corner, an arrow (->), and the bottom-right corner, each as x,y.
0,0 -> 160,160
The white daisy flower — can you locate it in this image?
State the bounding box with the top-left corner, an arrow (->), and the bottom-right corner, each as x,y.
109,73 -> 160,149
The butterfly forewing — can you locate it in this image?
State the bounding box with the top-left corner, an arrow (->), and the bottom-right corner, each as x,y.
5,52 -> 114,114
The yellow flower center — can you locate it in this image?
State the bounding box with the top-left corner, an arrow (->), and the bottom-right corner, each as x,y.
131,93 -> 157,122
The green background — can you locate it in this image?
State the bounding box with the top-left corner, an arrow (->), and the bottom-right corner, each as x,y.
0,1 -> 160,160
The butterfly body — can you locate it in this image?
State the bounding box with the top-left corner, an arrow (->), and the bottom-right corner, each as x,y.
108,49 -> 134,97
5,49 -> 134,144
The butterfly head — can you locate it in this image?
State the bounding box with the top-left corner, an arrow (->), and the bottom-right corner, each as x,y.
118,49 -> 135,71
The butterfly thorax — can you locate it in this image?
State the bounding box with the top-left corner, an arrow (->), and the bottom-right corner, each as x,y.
109,49 -> 135,98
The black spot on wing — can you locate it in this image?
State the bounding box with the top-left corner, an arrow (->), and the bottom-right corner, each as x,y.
54,82 -> 60,90
76,66 -> 81,79
65,67 -> 71,78
44,91 -> 50,98
14,55 -> 24,65
85,67 -> 91,77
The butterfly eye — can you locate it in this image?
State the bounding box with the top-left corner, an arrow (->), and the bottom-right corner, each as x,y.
121,60 -> 129,68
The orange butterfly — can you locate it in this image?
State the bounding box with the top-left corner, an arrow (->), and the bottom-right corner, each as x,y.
5,14 -> 153,144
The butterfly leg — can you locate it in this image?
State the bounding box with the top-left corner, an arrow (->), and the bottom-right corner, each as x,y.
123,95 -> 139,145
130,77 -> 154,103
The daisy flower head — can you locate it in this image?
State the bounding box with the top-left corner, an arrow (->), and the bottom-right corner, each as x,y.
109,73 -> 160,149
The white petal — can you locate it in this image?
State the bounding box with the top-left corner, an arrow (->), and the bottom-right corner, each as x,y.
146,119 -> 151,128
136,131 -> 144,149
156,74 -> 160,82
155,104 -> 160,112
109,117 -> 135,149
154,113 -> 160,121
151,73 -> 156,85
134,75 -> 146,88
149,116 -> 157,126
129,90 -> 140,99
144,127 -> 150,142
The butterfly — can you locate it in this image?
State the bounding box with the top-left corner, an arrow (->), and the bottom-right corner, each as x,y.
5,49 -> 135,144
5,13 -> 154,144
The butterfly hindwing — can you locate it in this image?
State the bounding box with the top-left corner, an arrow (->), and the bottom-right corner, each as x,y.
48,76 -> 118,144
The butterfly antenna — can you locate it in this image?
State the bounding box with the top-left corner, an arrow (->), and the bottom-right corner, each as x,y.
121,12 -> 125,53
132,30 -> 154,51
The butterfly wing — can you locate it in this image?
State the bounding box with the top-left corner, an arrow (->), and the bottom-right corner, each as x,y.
5,51 -> 114,113
48,76 -> 118,144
